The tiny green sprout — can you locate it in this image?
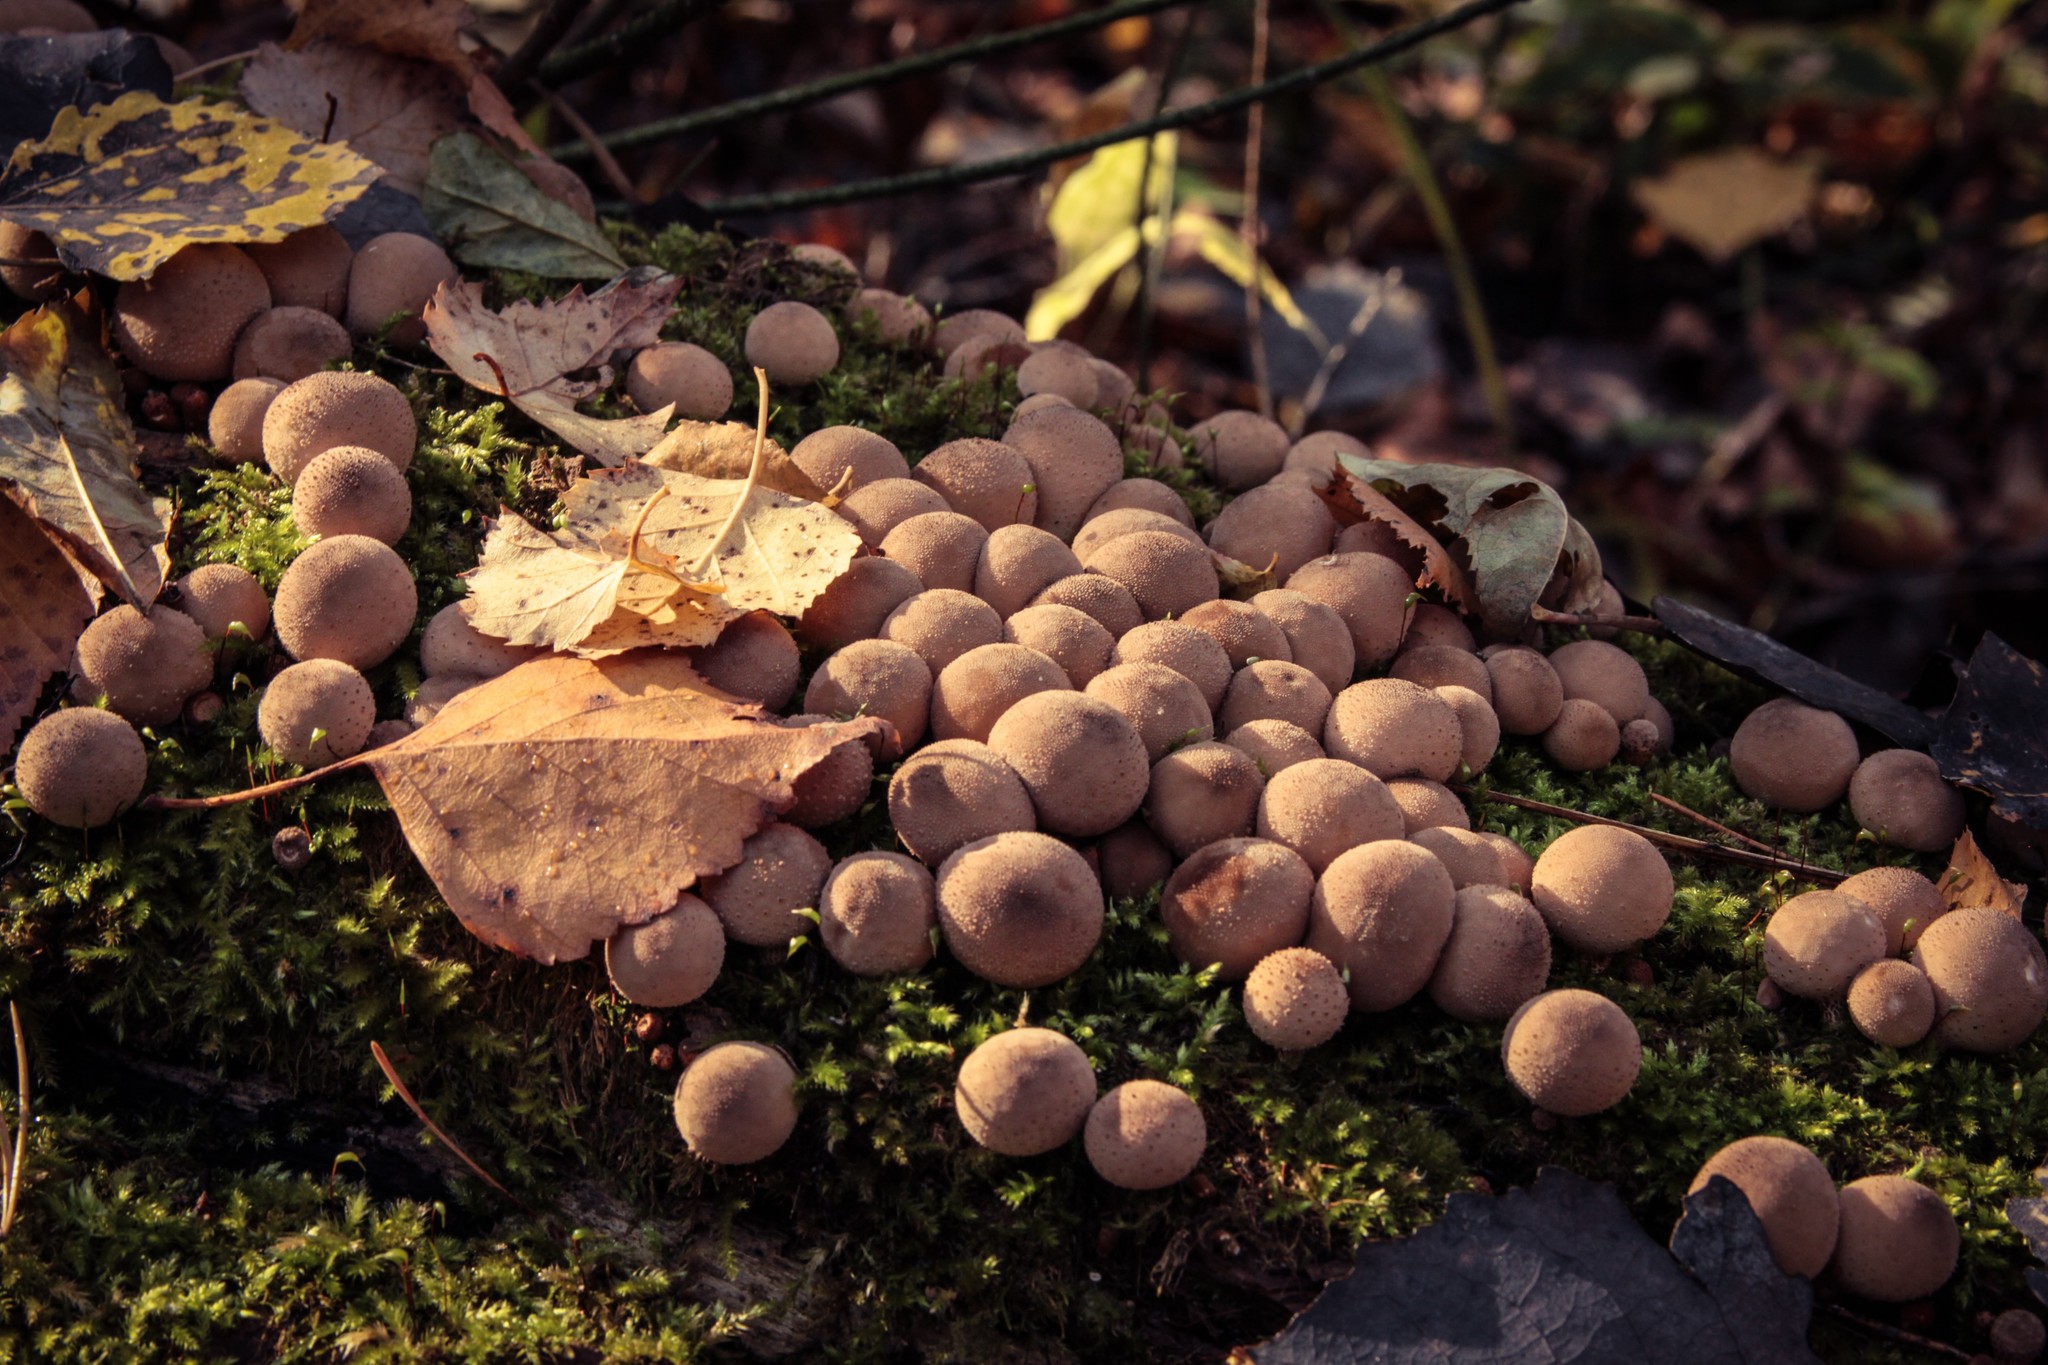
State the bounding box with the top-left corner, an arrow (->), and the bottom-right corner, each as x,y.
4,797 -> 29,813
792,906 -> 821,925
786,934 -> 811,960
1245,656 -> 1263,666
928,926 -> 943,952
309,727 -> 329,748
227,620 -> 252,641
1403,590 -> 1426,608
231,672 -> 253,693
1021,483 -> 1037,494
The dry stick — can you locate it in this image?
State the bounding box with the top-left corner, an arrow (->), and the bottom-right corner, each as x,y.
1241,0 -> 1274,421
174,47 -> 260,85
370,1042 -> 523,1207
1460,788 -> 1850,886
2,1002 -> 28,1238
499,0 -> 592,91
148,761 -> 338,810
1530,604 -> 1668,635
529,83 -> 638,206
1648,792 -> 1776,854
1132,8 -> 1199,393
539,0 -> 721,87
1295,268 -> 1398,435
1817,1304 -> 1971,1363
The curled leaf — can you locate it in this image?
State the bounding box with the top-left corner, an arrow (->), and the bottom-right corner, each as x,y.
0,500 -> 96,756
240,41 -> 465,198
422,131 -> 624,280
642,419 -> 830,502
1932,633 -> 2048,830
1939,829 -> 2027,918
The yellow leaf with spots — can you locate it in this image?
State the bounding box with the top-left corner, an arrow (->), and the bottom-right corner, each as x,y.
0,92 -> 379,281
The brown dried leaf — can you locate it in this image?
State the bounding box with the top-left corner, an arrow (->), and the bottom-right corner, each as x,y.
642,420 -> 830,502
1940,829 -> 2027,918
0,500 -> 97,755
1316,465 -> 1474,609
239,42 -> 465,197
1631,148 -> 1821,264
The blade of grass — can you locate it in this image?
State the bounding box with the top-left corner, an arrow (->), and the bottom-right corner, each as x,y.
370,1041 -> 522,1207
2,1002 -> 28,1238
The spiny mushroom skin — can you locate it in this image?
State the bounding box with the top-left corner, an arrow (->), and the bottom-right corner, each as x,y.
674,1042 -> 799,1165
1434,684 -> 1500,775
1016,345 -> 1098,408
1389,646 -> 1492,705
845,287 -> 932,346
1242,947 -> 1348,1050
13,707 -> 147,829
1387,778 -> 1470,835
792,426 -> 912,495
879,589 -> 1003,675
745,301 -> 840,384
232,305 -> 351,383
927,639 -> 1072,742
208,376 -> 285,462
974,525 -> 1081,618
1250,589 -> 1355,695
1284,552 -> 1414,668
1847,749 -> 1966,853
405,673 -> 476,727
0,219 -> 69,300
819,852 -> 937,976
1225,719 -> 1324,777
112,243 -> 271,381
1083,530 -> 1220,621
242,225 -> 352,317
1529,825 -> 1674,955
605,893 -> 725,1006
1542,698 -> 1621,772
72,604 -> 212,726
1004,603 -> 1114,687
1913,907 -> 2048,1053
291,445 -> 413,544
779,720 -> 874,829
699,822 -> 833,947
1836,865 -> 1946,955
1111,621 -> 1232,712
1484,646 -> 1564,735
1500,989 -> 1642,1117
837,478 -> 951,547
790,241 -> 858,276
1189,410 -> 1289,491
1089,358 -> 1135,413
797,556 -> 922,650
683,611 -> 800,710
1144,741 -> 1265,858
954,1028 -> 1096,1156
1410,826 -> 1508,890
1160,837 -> 1315,981
1763,890 -> 1888,1001
1099,819 -> 1174,900
1546,640 -> 1649,726
1218,661 -> 1332,737
345,233 -> 457,343
1847,959 -> 1937,1048
258,659 -> 376,765
1085,478 -> 1194,529
1182,599 -> 1292,670
1280,429 -> 1371,482
1256,758 -> 1403,874
1332,519 -> 1418,570
1477,832 -> 1534,895
1686,1137 -> 1839,1278
914,438 -> 1038,532
932,308 -> 1026,359
1124,417 -> 1183,471
273,535 -> 417,669
880,511 -> 987,594
886,738 -> 1037,865
419,602 -> 540,680
1991,1310 -> 2047,1363
1085,1081 -> 1206,1190
626,342 -> 732,419
1003,405 -> 1123,542
1082,661 -> 1214,762
986,691 -> 1150,837
1307,840 -> 1457,1012
1205,483 -> 1337,584
1028,573 -> 1144,640
263,370 -> 418,484
1828,1176 -> 1959,1303
805,639 -> 932,752
1619,719 -> 1661,767
943,331 -> 1027,380
1403,603 -> 1475,653
1073,508 -> 1203,563
936,832 -> 1104,987
1730,698 -> 1861,813
1641,696 -> 1676,754
1323,679 -> 1463,782
175,563 -> 270,642
1429,886 -> 1552,1023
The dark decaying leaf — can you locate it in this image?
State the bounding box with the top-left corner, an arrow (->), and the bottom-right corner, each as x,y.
0,32 -> 173,155
1932,633 -> 2048,829
239,41 -> 465,198
1316,465 -> 1474,609
1253,1167 -> 1816,1365
1653,595 -> 1936,749
0,499 -> 98,757
2006,1173 -> 2048,1310
422,132 -> 624,279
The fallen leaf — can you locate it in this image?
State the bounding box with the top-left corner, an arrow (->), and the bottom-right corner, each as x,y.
0,31 -> 173,154
1632,148 -> 1821,264
643,420 -> 831,503
0,92 -> 380,281
1316,463 -> 1472,608
1939,829 -> 2027,918
0,297 -> 169,605
1932,633 -> 2048,830
422,131 -> 624,279
0,499 -> 97,756
423,272 -> 680,464
239,41 -> 465,197
2006,1171 -> 2048,1310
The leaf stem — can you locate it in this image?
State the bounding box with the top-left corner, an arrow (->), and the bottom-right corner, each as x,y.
370,1042 -> 523,1207
1647,792 -> 1776,854
144,761 -> 349,810
686,369 -> 772,579
1531,605 -> 1668,635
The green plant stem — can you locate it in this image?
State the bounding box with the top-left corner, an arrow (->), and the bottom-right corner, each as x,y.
538,0 -> 719,86
692,0 -> 1531,216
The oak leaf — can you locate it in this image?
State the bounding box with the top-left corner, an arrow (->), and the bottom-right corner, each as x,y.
0,499 -> 98,756
239,41 -> 465,197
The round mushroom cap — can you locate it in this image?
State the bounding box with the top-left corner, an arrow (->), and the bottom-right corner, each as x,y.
273,535 -> 417,669
1182,599 -> 1292,670
1073,507 -> 1203,564
1028,573 -> 1144,639
929,642 -> 1071,743
846,287 -> 932,346
1098,819 -> 1173,900
418,602 -> 539,681
838,478 -> 951,547
779,720 -> 875,828
1085,1080 -> 1206,1190
1500,989 -> 1642,1117
1160,837 -> 1315,981
1307,839 -> 1457,1011
1084,530 -> 1220,621
1913,907 -> 2048,1052
932,308 -> 1027,358
13,707 -> 146,829
1111,621 -> 1232,712
804,639 -> 932,751
985,690 -> 1150,837
879,589 -> 1003,674
626,342 -> 733,419
1225,719 -> 1324,777
797,556 -> 922,650
241,225 -> 352,317
1255,757 -> 1403,874
954,1027 -> 1095,1155
683,611 -> 799,709
1334,519 -> 1423,571
1542,697 -> 1622,772
1082,661 -> 1213,762
263,370 -> 417,484
232,307 -> 349,387
1847,959 -> 1937,1048
405,673 -> 477,727
1002,404 -> 1123,542
1206,482 -> 1337,583
914,438 -> 1038,532
879,510 -> 987,593
1284,553 -> 1413,667
1410,826 -> 1508,890
1848,749 -> 1966,854
0,219 -> 69,300
1017,346 -> 1099,408
112,244 -> 270,381
1429,885 -> 1552,1023
1144,741 -> 1265,858
746,301 -> 840,385
1991,1310 -> 2047,1363
345,233 -> 457,342
175,563 -> 270,642
1829,1176 -> 1959,1303
1281,429 -> 1370,482
208,376 -> 285,462
819,852 -> 937,976
1218,661 -> 1332,737
1641,695 -> 1676,754
1386,778 -> 1469,835
605,893 -> 724,1006
1477,832 -> 1534,894
674,1041 -> 798,1165
1619,719 -> 1661,767
1324,679 -> 1463,782
1484,646 -> 1564,735
1124,418 -> 1183,471
1836,865 -> 1946,956
973,524 -> 1080,618
1763,890 -> 1888,1000
1003,603 -> 1113,687
1403,603 -> 1476,653
1686,1137 -> 1839,1278
790,241 -> 858,276
887,738 -> 1036,865
1547,640 -> 1650,726
1529,825 -> 1674,956
1085,478 -> 1194,529
73,604 -> 212,726
1434,685 -> 1500,775
699,822 -> 833,947
936,832 -> 1104,987
258,658 -> 375,765
1242,947 -> 1348,1049
1089,358 -> 1135,413
291,444 -> 412,544
1390,646 -> 1492,704
1189,410 -> 1289,491
792,426 -> 911,495
1730,698 -> 1861,813
1249,589 -> 1355,695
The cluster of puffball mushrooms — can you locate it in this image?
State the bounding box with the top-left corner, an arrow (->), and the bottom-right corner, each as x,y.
4,223 -> 2030,1313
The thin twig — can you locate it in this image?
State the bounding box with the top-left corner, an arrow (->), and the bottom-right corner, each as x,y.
2,1002 -> 29,1239
1531,604 -> 1668,635
499,0 -> 591,91
173,47 -> 260,85
145,761 -> 343,810
1648,792 -> 1776,854
1817,1303 -> 1971,1362
1133,9 -> 1198,393
528,83 -> 637,206
370,1041 -> 522,1207
1296,267 -> 1398,432
1242,0 -> 1274,421
539,0 -> 719,86
1460,787 -> 1849,885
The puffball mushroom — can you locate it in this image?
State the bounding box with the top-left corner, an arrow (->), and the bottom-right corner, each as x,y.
674,1041 -> 799,1165
683,611 -> 800,710
1255,758 -> 1404,874
1500,988 -> 1642,1117
1160,837 -> 1315,980
1028,574 -> 1144,639
174,563 -> 270,642
845,287 -> 932,346
112,243 -> 271,381
0,219 -> 68,301
1084,530 -> 1221,621
973,525 -> 1080,618
1217,661 -> 1332,737
418,602 -> 540,681
791,426 -> 911,494
1082,661 -> 1214,762
931,308 -> 1026,359
242,225 -> 352,317
604,893 -> 724,1006
1111,621 -> 1232,712
1016,346 -> 1098,408
929,642 -> 1071,743
1828,1175 -> 1959,1303
1546,640 -> 1649,726
985,691 -> 1150,837
1389,646 -> 1492,704
953,1027 -> 1096,1156
1846,959 -> 1937,1048
1073,508 -> 1203,563
1323,679 -> 1463,782
1181,599 -> 1291,670
1085,477 -> 1194,528
1477,832 -> 1534,895
1434,685 -> 1500,775
936,832 -> 1104,987
1483,646 -> 1564,736
1188,410 -> 1289,491
837,478 -> 950,547
72,604 -> 212,726
345,232 -> 457,343
1003,603 -> 1114,687
915,438 -> 1038,532
797,556 -> 922,650
1242,947 -> 1348,1050
778,718 -> 874,829
405,675 -> 476,727
1529,825 -> 1674,956
1428,885 -> 1552,1023
1002,404 -> 1123,542
1386,778 -> 1470,835
1249,589 -> 1355,695
699,822 -> 832,947
273,535 -> 417,669
1847,749 -> 1966,853
805,639 -> 932,751
1913,907 -> 2048,1052
1284,552 -> 1414,668
1836,865 -> 1946,955
744,300 -> 840,385
626,341 -> 733,419
886,738 -> 1037,865
291,445 -> 412,544
13,707 -> 147,829
1992,1311 -> 2047,1363
1307,839 -> 1457,1011
1410,826 -> 1508,890
819,852 -> 937,976
1085,1081 -> 1206,1190
1143,741 -> 1265,858
257,659 -> 376,765
262,370 -> 418,484
208,376 -> 285,462
1686,1137 -> 1839,1278
1730,698 -> 1861,813
1542,698 -> 1621,772
1099,820 -> 1174,900
1225,719 -> 1324,777
1205,482 -> 1337,583
1403,603 -> 1475,653
879,511 -> 988,594
1763,890 -> 1888,1000
1280,429 -> 1370,482
232,305 -> 351,382
879,589 -> 1004,674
